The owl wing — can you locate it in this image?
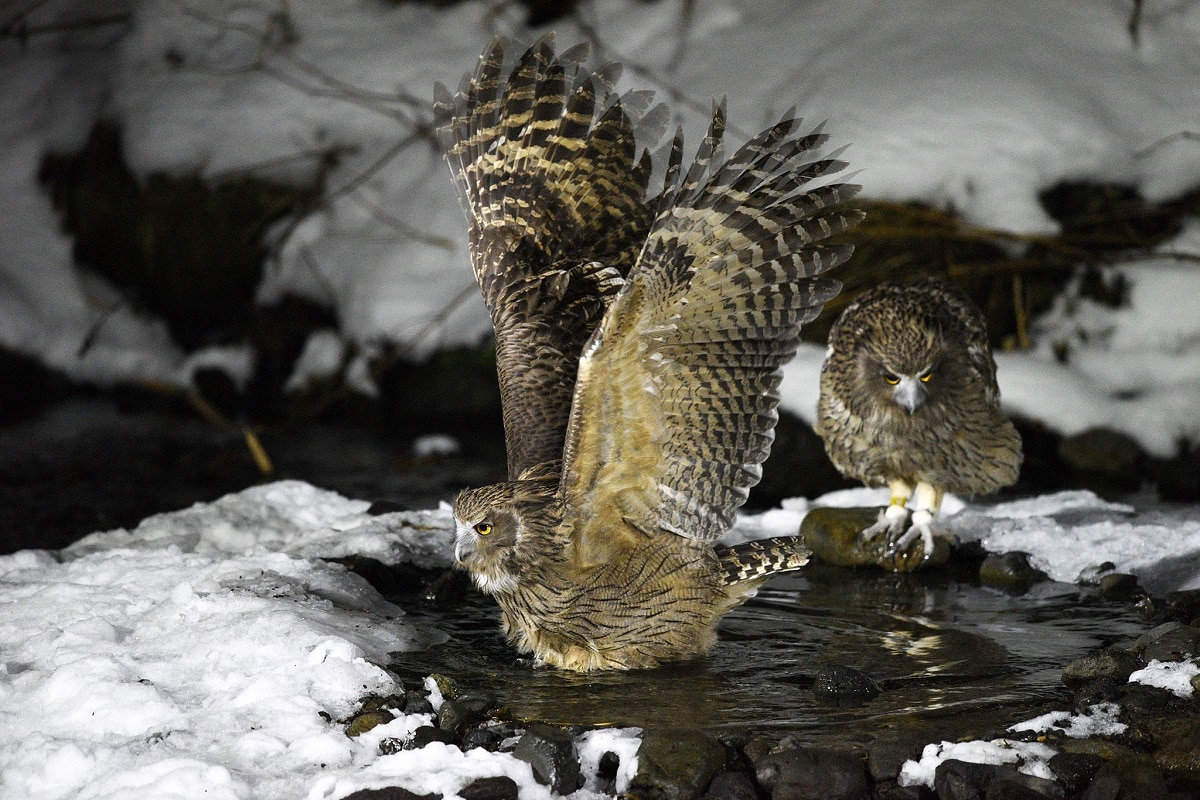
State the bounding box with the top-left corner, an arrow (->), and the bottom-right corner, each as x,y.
558,106 -> 863,562
435,35 -> 667,480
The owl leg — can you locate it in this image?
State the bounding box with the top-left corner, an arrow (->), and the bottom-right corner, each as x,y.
891,481 -> 945,558
861,479 -> 913,542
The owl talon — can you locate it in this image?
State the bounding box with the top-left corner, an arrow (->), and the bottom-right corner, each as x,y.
860,505 -> 909,543
888,520 -> 936,560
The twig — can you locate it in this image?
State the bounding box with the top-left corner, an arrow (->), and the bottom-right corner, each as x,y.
1134,130 -> 1200,159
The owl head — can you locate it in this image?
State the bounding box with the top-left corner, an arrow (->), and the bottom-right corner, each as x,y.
852,307 -> 961,416
452,476 -> 561,595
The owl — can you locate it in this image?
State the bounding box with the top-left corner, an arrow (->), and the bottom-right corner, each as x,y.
815,278 -> 1023,560
435,35 -> 863,670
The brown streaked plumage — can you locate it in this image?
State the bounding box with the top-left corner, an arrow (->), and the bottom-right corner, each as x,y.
815,278 -> 1023,560
436,34 -> 863,671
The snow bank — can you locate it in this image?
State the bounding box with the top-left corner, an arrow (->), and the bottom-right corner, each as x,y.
2,0 -> 1199,456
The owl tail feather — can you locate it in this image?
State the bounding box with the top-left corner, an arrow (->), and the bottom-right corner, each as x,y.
716,537 -> 811,586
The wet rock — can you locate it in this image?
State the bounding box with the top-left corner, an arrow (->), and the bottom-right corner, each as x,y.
403,690 -> 434,715
979,552 -> 1048,591
1098,573 -> 1141,601
1081,756 -> 1171,800
866,738 -> 922,782
812,664 -> 882,703
1117,683 -> 1171,715
1062,647 -> 1143,687
741,736 -> 776,767
345,710 -> 395,738
754,746 -> 868,800
933,760 -> 1062,800
801,506 -> 950,572
594,751 -> 621,795
1058,427 -> 1145,493
407,725 -> 455,749
1131,621 -> 1200,662
1165,590 -> 1200,624
458,775 -> 519,800
1049,751 -> 1105,795
629,730 -> 727,800
437,694 -> 495,736
871,784 -> 924,800
341,788 -> 439,800
427,673 -> 458,700
699,770 -> 759,800
1148,715 -> 1200,779
512,724 -> 581,795
461,727 -> 502,752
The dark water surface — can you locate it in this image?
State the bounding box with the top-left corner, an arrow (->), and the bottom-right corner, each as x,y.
389,564 -> 1147,747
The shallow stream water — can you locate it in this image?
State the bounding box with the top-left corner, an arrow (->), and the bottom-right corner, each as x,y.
2,399 -> 1152,747
389,562 -> 1147,747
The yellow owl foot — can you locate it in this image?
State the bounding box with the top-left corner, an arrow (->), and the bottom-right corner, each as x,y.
888,509 -> 941,560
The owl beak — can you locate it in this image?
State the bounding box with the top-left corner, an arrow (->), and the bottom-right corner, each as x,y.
453,524 -> 475,563
892,376 -> 926,413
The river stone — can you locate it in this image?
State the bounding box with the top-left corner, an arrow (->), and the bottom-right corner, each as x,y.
458,776 -> 519,800
341,788 -> 439,800
979,552 -> 1049,590
461,727 -> 501,752
800,506 -> 950,572
512,724 -> 581,795
699,770 -> 758,800
934,760 -> 1063,800
345,710 -> 394,738
1081,756 -> 1170,800
866,738 -> 922,782
872,784 -> 924,800
1147,715 -> 1200,778
629,730 -> 726,800
1165,589 -> 1200,623
754,746 -> 868,800
1049,751 -> 1105,795
812,664 -> 882,703
1152,446 -> 1200,502
1098,572 -> 1141,601
1131,621 -> 1200,662
437,694 -> 495,736
406,725 -> 455,749
403,690 -> 434,715
1062,647 -> 1143,687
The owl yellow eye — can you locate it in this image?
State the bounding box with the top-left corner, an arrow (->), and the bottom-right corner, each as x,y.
920,372 -> 933,383
473,522 -> 493,536
884,375 -> 900,386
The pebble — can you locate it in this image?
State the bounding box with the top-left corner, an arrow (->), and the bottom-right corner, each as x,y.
811,664 -> 881,703
978,551 -> 1049,591
345,710 -> 395,738
512,724 -> 581,795
699,770 -> 759,800
1048,752 -> 1104,795
405,725 -> 455,749
1097,572 -> 1141,601
437,694 -> 495,736
866,738 -> 921,782
754,746 -> 868,800
340,788 -> 439,800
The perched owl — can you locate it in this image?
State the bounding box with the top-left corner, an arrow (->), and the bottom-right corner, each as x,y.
435,35 -> 863,671
815,278 -> 1023,559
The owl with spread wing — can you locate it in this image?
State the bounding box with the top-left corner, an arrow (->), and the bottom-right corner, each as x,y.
816,278 -> 1023,560
434,35 -> 863,671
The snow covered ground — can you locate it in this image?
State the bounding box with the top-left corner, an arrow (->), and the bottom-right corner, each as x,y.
3,481 -> 1199,799
2,0 -> 1199,455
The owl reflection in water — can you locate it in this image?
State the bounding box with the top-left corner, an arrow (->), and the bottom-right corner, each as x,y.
816,278 -> 1023,559
435,35 -> 863,670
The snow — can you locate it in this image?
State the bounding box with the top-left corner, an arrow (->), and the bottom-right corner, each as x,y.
1129,659 -> 1200,698
0,482 -> 637,800
2,0 -> 1200,456
1009,702 -> 1128,738
898,738 -> 1058,788
4,480 -> 1200,798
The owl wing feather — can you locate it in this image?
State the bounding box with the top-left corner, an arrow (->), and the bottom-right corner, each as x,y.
435,34 -> 664,480
559,105 -> 863,562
